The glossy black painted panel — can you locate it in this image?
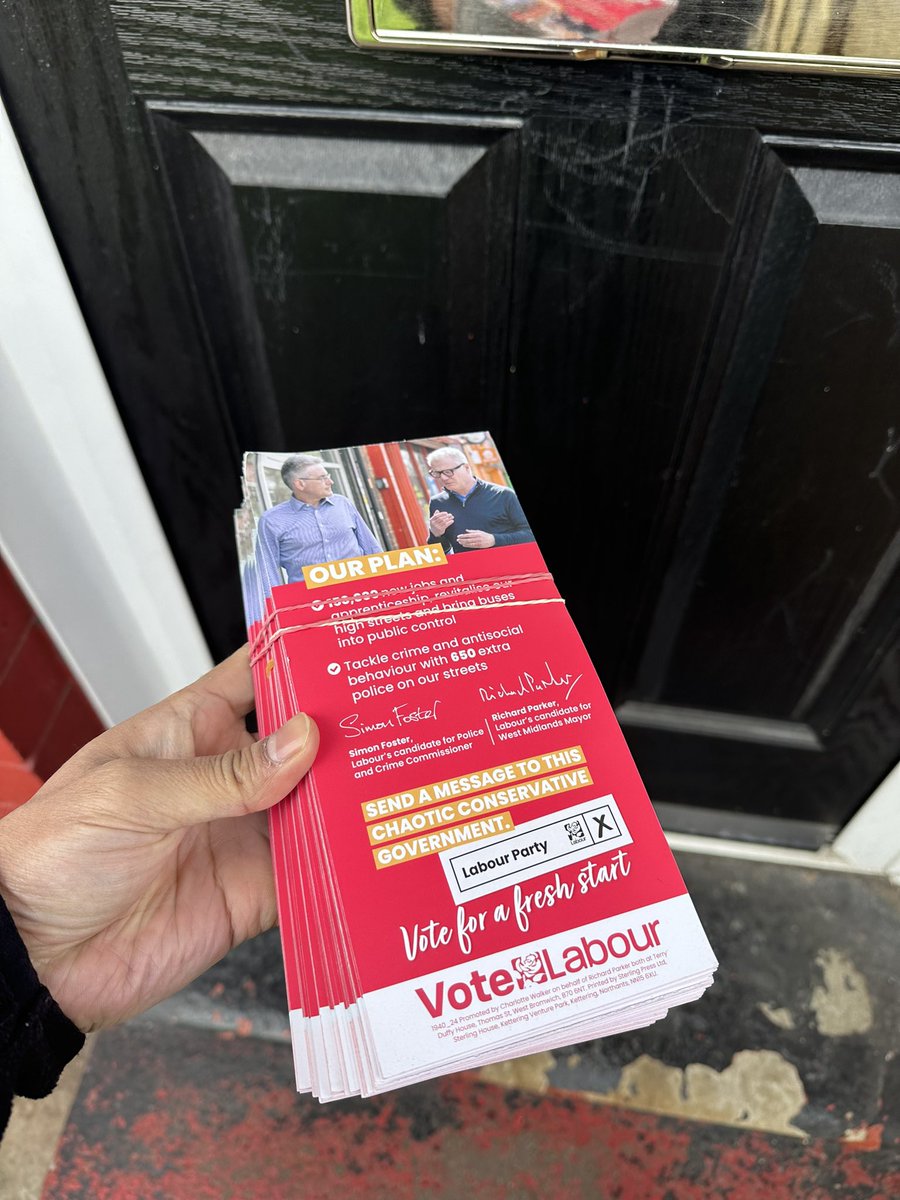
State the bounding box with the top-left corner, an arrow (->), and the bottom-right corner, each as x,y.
663,216 -> 900,722
162,116 -> 519,450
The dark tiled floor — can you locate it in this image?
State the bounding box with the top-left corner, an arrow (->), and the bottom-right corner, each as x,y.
44,1022 -> 900,1200
40,852 -> 900,1197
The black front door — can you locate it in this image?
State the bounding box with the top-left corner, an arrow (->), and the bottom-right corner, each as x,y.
3,0 -> 898,847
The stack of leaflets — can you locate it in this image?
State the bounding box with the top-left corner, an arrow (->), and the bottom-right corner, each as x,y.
235,434 -> 717,1101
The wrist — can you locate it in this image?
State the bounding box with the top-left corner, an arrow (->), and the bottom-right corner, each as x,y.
0,891 -> 86,1111
0,811 -> 57,997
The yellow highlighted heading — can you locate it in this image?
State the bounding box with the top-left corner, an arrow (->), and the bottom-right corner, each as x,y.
303,543 -> 447,588
362,745 -> 586,821
367,766 -> 593,845
373,813 -> 514,869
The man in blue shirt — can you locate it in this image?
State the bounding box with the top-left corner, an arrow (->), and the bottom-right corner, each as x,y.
426,447 -> 534,554
256,454 -> 382,595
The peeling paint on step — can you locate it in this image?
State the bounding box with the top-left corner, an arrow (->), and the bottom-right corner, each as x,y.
810,949 -> 873,1037
582,1051 -> 809,1139
758,1001 -> 796,1030
479,1051 -> 556,1093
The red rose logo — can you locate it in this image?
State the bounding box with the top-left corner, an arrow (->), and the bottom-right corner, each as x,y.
512,952 -> 547,986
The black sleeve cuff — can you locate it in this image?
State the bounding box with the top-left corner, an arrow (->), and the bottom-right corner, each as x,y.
0,892 -> 85,1135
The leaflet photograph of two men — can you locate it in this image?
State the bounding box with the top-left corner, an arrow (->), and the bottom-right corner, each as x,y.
238,434 -> 536,607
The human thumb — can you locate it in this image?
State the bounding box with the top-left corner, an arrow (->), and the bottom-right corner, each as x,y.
102,713 -> 319,833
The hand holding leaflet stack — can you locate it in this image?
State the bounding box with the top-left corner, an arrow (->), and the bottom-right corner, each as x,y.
235,437 -> 717,1101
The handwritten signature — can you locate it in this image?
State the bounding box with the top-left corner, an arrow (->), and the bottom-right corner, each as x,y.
478,661 -> 583,704
339,700 -> 441,738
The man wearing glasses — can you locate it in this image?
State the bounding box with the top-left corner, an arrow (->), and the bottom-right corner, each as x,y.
426,447 -> 534,554
256,453 -> 382,594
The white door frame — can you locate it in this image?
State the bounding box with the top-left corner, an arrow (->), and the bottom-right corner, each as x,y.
0,94 -> 211,726
831,764 -> 900,882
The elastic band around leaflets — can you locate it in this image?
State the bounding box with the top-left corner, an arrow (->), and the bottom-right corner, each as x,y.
250,598 -> 566,664
249,571 -> 561,664
253,571 -> 556,640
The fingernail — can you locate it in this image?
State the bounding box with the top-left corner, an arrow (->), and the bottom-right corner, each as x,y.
265,713 -> 311,765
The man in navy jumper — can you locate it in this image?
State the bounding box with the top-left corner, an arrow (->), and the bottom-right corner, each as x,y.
426,447 -> 534,554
